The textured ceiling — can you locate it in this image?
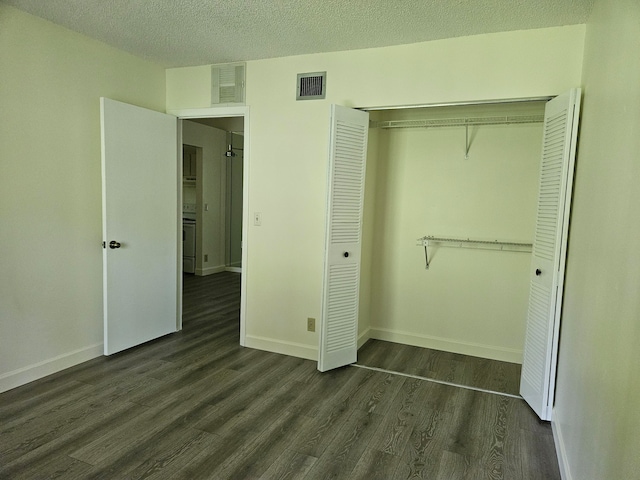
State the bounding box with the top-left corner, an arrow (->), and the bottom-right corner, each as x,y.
2,0 -> 594,67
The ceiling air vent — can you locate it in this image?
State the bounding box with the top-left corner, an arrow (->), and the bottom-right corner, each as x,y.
297,72 -> 326,100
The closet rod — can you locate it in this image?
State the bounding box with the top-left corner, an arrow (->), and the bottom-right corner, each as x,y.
360,96 -> 554,112
417,235 -> 533,270
371,114 -> 544,130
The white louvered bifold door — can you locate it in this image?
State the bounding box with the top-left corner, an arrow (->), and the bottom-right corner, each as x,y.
520,89 -> 581,420
318,105 -> 369,372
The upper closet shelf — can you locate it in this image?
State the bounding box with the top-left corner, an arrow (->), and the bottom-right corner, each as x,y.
370,114 -> 544,129
417,235 -> 533,270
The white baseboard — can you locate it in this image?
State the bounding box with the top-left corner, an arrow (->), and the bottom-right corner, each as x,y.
195,265 -> 226,276
244,335 -> 317,361
552,413 -> 571,480
225,267 -> 242,273
368,327 -> 523,364
358,328 -> 371,349
0,343 -> 103,393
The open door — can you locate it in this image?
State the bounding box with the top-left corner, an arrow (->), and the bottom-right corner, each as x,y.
520,89 -> 581,420
318,105 -> 369,372
101,98 -> 179,355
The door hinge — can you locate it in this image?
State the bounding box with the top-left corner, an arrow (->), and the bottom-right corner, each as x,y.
102,241 -> 106,249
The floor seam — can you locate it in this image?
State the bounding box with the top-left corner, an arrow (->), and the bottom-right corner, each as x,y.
350,363 -> 522,399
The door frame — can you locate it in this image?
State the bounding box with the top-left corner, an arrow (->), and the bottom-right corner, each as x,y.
169,105 -> 250,346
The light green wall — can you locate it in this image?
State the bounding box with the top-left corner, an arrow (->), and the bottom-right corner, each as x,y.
167,65 -> 212,110
166,25 -> 585,358
553,0 -> 640,478
0,5 -> 165,390
368,104 -> 543,362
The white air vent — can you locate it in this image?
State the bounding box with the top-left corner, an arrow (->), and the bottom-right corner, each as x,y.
211,62 -> 245,105
297,72 -> 326,100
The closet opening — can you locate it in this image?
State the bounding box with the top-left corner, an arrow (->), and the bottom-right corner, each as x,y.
356,99 -> 549,396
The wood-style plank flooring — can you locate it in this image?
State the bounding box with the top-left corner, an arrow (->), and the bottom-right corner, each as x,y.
0,272 -> 559,479
357,340 -> 522,396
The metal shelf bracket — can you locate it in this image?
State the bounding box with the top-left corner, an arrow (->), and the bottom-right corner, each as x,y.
465,124 -> 470,160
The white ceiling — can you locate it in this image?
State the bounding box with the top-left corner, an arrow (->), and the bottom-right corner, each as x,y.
2,0 -> 594,68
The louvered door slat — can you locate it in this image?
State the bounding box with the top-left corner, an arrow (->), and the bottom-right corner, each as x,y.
520,89 -> 581,420
319,106 -> 369,372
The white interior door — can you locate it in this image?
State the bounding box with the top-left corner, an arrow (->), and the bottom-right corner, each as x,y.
101,97 -> 179,355
520,89 -> 581,420
318,105 -> 369,372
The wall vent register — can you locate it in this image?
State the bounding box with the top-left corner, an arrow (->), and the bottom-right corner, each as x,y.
211,62 -> 245,105
297,72 -> 326,100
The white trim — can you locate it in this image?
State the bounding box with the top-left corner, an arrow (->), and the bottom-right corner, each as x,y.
168,106 -> 247,118
357,328 -> 370,349
225,266 -> 242,273
245,335 -> 317,361
100,98 -> 109,355
172,105 -> 250,348
195,265 -> 226,276
0,343 -> 103,393
552,413 -> 571,480
369,327 -> 522,364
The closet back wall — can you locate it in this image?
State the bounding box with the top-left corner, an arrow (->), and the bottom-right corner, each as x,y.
366,116 -> 543,363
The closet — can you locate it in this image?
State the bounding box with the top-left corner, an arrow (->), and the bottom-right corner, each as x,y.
318,89 -> 581,420
318,92 -> 581,420
362,100 -> 548,364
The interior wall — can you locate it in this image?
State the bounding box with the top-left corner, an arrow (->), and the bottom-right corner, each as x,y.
166,25 -> 585,360
182,120 -> 227,275
368,105 -> 543,363
0,5 -> 166,391
552,0 -> 640,478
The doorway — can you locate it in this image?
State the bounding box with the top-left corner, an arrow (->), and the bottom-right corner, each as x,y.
349,91 -> 580,418
354,100 -> 547,394
173,106 -> 250,346
225,131 -> 244,273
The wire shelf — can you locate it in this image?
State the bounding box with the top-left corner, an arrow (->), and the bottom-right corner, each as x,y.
417,235 -> 533,269
371,114 -> 544,129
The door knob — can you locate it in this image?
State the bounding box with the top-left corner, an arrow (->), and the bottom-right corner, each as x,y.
343,252 -> 349,258
535,268 -> 542,276
109,241 -> 121,249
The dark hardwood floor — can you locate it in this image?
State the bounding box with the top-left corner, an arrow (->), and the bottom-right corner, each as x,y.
0,272 -> 559,479
357,340 -> 522,397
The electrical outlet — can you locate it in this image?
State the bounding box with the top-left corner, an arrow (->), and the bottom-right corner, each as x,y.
204,254 -> 208,262
307,317 -> 316,332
